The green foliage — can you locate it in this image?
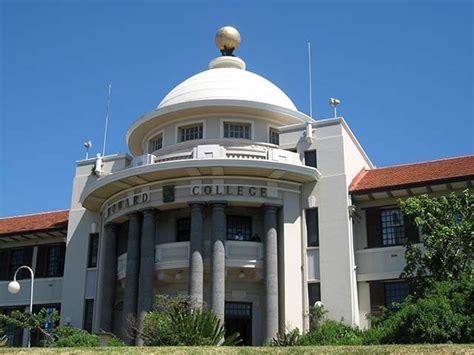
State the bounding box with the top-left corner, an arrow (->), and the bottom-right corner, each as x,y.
399,189 -> 474,296
370,275 -> 474,344
270,328 -> 302,346
108,336 -> 127,347
0,327 -> 6,347
308,304 -> 328,331
0,308 -> 59,345
52,326 -> 100,347
301,320 -> 364,346
142,295 -> 241,346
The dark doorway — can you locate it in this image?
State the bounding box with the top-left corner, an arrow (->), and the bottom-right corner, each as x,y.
225,302 -> 252,346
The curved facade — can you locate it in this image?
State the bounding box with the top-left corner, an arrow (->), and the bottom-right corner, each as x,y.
62,30 -> 373,346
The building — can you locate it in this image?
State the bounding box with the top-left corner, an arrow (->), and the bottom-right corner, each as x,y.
1,27 -> 473,346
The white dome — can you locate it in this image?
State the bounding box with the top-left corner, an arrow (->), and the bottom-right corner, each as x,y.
158,58 -> 297,111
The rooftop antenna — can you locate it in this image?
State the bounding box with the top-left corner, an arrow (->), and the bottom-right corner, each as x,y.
330,97 -> 341,119
84,140 -> 92,159
307,42 -> 313,118
102,82 -> 112,157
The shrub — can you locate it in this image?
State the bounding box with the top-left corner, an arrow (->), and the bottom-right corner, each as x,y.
108,336 -> 126,347
370,276 -> 473,344
52,326 -> 100,347
142,294 -> 241,346
301,320 -> 364,345
270,328 -> 302,346
308,304 -> 327,331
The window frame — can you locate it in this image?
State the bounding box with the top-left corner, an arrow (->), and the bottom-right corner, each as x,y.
88,233 -> 99,268
308,281 -> 321,307
305,208 -> 319,247
384,281 -> 409,310
45,244 -> 65,278
148,131 -> 164,153
226,215 -> 252,241
380,207 -> 406,247
177,122 -> 204,143
269,127 -> 280,145
304,150 -> 317,168
176,217 -> 191,242
222,120 -> 253,140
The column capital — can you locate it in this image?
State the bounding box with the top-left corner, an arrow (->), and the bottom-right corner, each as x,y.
209,201 -> 227,208
263,204 -> 281,213
127,211 -> 142,220
140,208 -> 157,217
189,201 -> 206,209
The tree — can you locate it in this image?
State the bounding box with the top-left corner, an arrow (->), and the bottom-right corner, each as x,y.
399,189 -> 473,296
0,308 -> 59,346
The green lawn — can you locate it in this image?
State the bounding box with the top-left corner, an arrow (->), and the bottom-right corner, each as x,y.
1,345 -> 473,354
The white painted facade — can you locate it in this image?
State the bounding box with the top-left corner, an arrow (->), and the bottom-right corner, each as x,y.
2,34 -> 472,347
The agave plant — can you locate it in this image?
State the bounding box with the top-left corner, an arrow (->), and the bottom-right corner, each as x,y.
142,295 -> 241,346
170,307 -> 241,346
271,328 -> 302,346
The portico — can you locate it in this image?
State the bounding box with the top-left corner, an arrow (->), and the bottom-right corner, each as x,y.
96,196 -> 286,344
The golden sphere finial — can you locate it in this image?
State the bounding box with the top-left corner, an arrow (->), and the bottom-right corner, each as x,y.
215,26 -> 241,56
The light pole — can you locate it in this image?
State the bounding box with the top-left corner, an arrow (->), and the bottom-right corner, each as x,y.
8,265 -> 34,348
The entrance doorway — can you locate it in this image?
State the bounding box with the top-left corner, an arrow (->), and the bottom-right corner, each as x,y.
225,302 -> 252,346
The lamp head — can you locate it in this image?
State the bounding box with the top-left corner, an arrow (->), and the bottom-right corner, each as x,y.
329,97 -> 341,108
8,280 -> 20,294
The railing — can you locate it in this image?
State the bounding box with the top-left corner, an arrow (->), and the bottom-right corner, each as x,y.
355,245 -> 409,281
117,240 -> 264,279
131,144 -> 302,168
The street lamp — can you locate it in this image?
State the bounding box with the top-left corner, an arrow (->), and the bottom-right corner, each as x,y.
8,265 -> 34,348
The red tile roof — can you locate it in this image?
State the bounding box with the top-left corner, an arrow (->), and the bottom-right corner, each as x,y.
0,210 -> 69,236
350,155 -> 474,194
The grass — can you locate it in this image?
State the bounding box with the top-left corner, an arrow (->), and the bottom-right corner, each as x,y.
1,344 -> 473,354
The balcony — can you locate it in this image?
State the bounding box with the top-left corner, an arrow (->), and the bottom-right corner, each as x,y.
81,143 -> 319,211
117,240 -> 263,280
355,246 -> 408,281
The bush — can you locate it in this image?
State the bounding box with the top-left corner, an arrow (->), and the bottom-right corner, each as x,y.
370,276 -> 474,344
301,320 -> 364,345
52,326 -> 100,347
142,295 -> 241,346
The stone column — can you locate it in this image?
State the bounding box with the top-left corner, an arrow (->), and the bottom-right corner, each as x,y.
136,209 -> 156,346
99,222 -> 120,333
188,202 -> 205,308
122,212 -> 141,344
210,202 -> 226,324
264,204 -> 279,343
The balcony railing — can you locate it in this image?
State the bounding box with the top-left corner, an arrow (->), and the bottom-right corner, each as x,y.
131,144 -> 302,168
355,246 -> 408,281
117,240 -> 264,279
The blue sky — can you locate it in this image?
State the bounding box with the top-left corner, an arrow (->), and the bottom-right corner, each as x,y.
1,0 -> 472,217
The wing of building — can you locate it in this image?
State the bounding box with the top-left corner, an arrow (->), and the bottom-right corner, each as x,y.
1,27 -> 473,347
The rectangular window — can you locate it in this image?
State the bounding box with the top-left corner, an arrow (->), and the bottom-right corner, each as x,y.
384,282 -> 409,310
304,150 -> 317,168
46,245 -> 65,277
308,282 -> 321,307
88,233 -> 99,268
269,128 -> 280,145
224,122 -> 251,139
176,218 -> 191,242
83,299 -> 94,333
381,208 -> 405,246
149,133 -> 163,153
226,216 -> 252,241
8,249 -> 24,280
178,124 -> 203,142
1,307 -> 24,347
31,304 -> 60,347
306,208 -> 319,247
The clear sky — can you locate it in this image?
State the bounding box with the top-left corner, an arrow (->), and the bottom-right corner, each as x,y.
1,0 -> 473,217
